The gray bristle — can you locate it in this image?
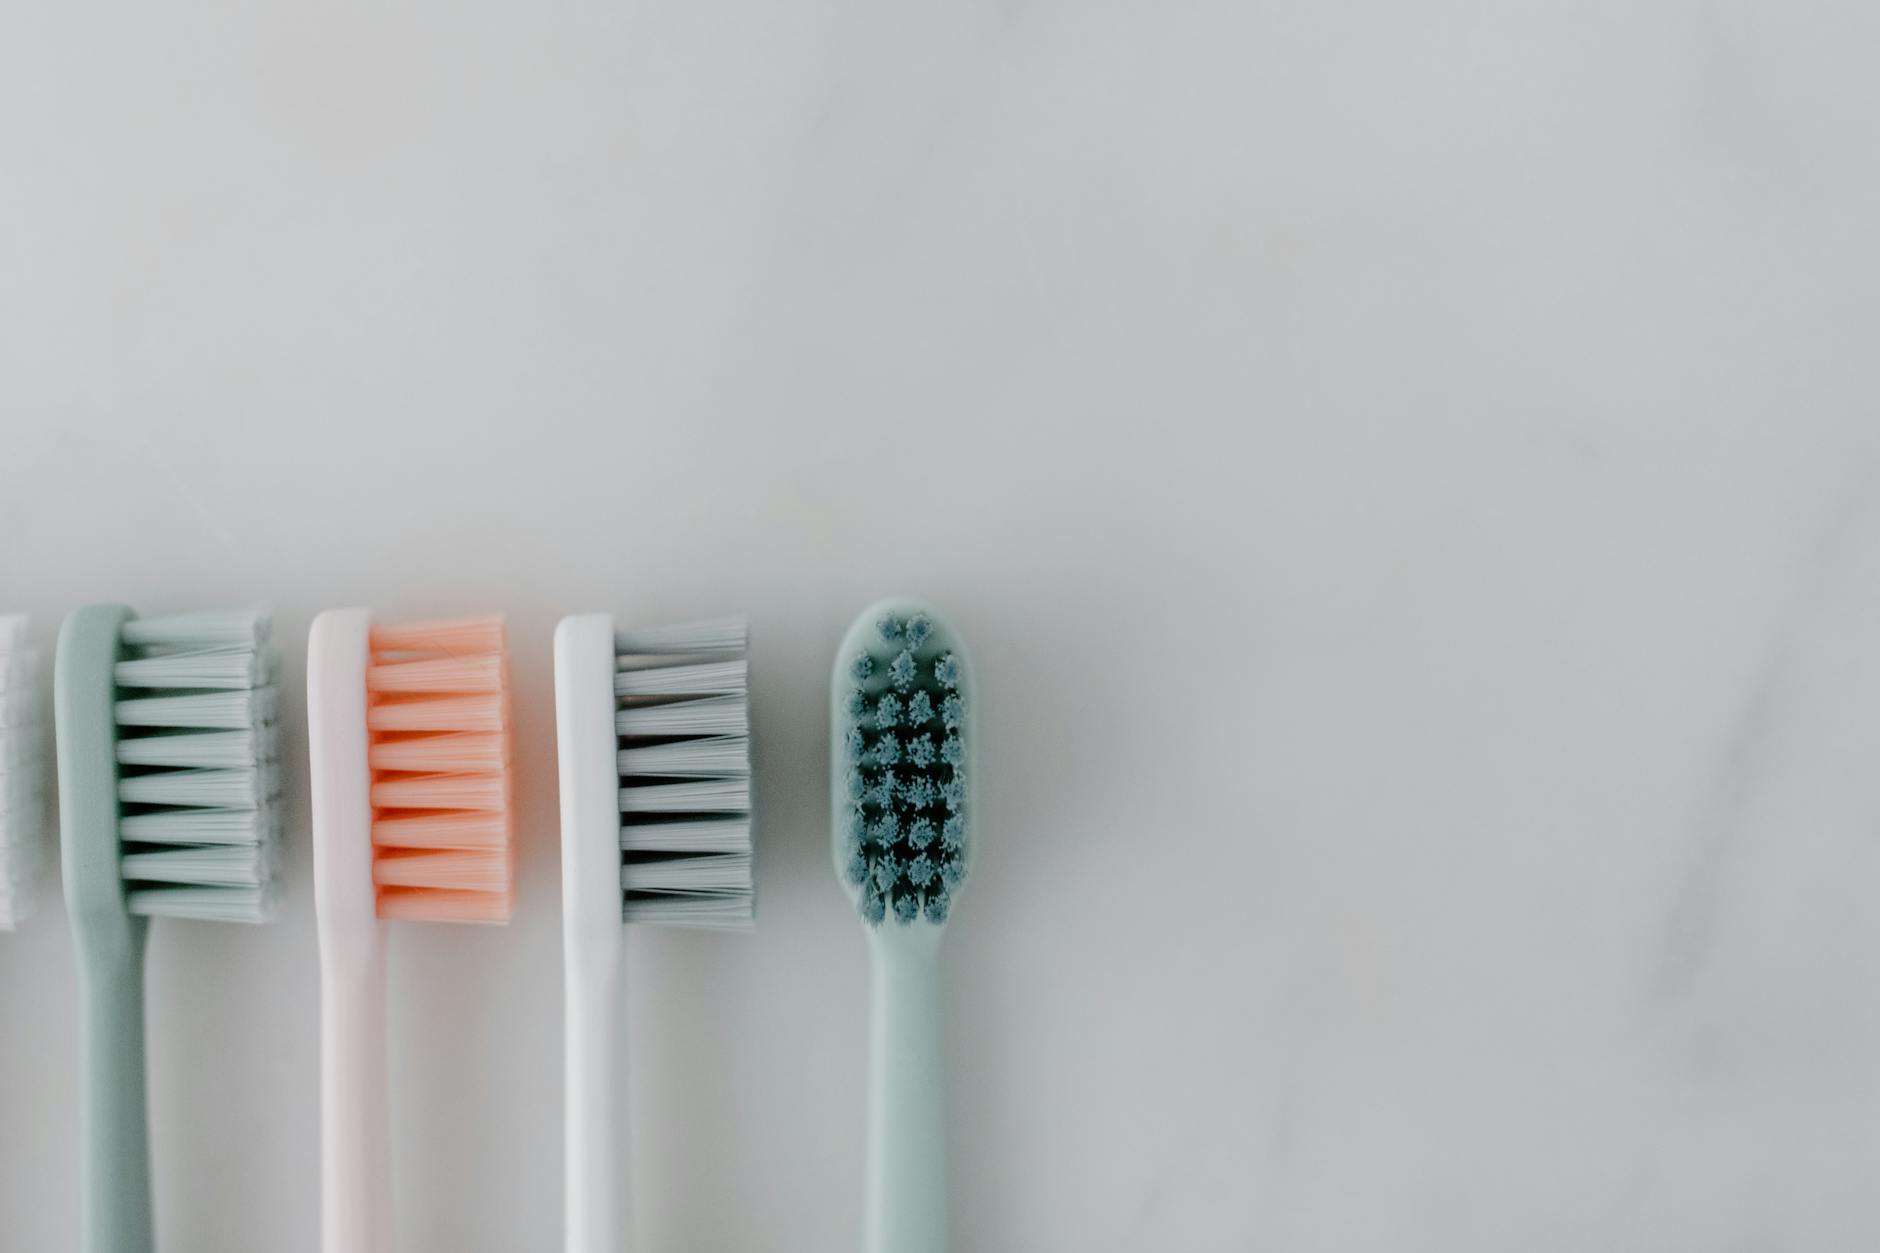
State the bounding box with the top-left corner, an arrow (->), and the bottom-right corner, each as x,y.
617,617 -> 752,930
0,615 -> 43,930
614,659 -> 746,698
614,617 -> 746,656
115,611 -> 281,924
617,737 -> 750,779
615,695 -> 747,738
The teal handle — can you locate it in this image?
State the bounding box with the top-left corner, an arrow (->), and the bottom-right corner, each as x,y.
58,604 -> 153,1253
864,931 -> 948,1253
76,930 -> 152,1253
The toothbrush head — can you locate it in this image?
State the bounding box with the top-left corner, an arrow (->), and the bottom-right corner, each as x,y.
0,616 -> 43,929
111,610 -> 283,923
614,617 -> 753,929
831,601 -> 973,928
366,616 -> 515,923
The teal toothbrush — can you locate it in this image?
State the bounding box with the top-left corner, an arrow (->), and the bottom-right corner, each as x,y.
831,600 -> 974,1253
57,606 -> 282,1253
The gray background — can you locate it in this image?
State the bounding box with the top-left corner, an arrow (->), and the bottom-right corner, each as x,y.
4,1 -> 1880,1249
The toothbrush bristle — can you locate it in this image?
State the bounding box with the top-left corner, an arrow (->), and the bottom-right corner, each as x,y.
0,616 -> 43,929
838,609 -> 969,927
114,610 -> 281,923
615,617 -> 752,929
367,616 -> 515,924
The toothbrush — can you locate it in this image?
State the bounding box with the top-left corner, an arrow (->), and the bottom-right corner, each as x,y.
55,606 -> 283,1253
1,615 -> 45,930
831,601 -> 973,1253
308,611 -> 515,1253
555,614 -> 752,1253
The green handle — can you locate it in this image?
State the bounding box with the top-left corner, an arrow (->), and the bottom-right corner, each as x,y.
58,604 -> 153,1253
865,929 -> 948,1253
76,931 -> 152,1253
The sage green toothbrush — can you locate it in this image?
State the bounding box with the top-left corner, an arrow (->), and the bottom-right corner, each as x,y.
0,614 -> 46,930
831,600 -> 974,1253
57,605 -> 283,1253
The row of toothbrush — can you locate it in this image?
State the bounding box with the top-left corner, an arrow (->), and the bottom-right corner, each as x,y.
0,598 -> 971,1253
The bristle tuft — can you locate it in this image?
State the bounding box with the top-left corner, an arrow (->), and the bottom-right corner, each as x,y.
121,610 -> 269,650
115,610 -> 281,923
367,617 -> 513,924
613,617 -> 746,656
376,887 -> 512,924
368,616 -> 504,656
617,617 -> 752,929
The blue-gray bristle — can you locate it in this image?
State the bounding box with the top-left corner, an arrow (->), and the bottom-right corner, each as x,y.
842,612 -> 966,927
114,610 -> 281,923
0,616 -> 44,930
615,618 -> 752,930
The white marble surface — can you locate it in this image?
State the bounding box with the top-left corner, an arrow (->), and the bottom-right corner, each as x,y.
4,1 -> 1879,1249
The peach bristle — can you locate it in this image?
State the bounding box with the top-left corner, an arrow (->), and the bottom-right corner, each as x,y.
371,775 -> 508,811
367,694 -> 505,734
368,732 -> 507,774
374,849 -> 510,891
367,655 -> 503,693
367,615 -> 514,924
376,887 -> 513,925
371,811 -> 509,850
368,616 -> 505,656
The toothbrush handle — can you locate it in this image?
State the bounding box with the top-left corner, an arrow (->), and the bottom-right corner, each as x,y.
865,936 -> 949,1253
308,609 -> 393,1253
564,942 -> 628,1253
57,602 -> 153,1253
76,934 -> 153,1253
556,613 -> 632,1253
319,944 -> 393,1253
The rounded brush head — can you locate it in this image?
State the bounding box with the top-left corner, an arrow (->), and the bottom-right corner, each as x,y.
111,609 -> 283,923
0,615 -> 44,929
830,600 -> 973,928
366,616 -> 515,924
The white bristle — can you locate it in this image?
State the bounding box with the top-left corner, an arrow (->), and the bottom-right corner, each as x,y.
614,659 -> 747,698
620,819 -> 751,854
118,729 -> 271,769
617,737 -> 750,779
615,695 -> 747,738
116,686 -> 278,730
115,646 -> 273,690
615,892 -> 754,930
616,617 -> 753,930
120,845 -> 267,887
619,779 -> 751,814
614,617 -> 747,656
120,610 -> 269,649
116,612 -> 281,924
128,885 -> 275,923
121,808 -> 278,847
118,764 -> 278,809
624,854 -> 753,893
0,615 -> 43,930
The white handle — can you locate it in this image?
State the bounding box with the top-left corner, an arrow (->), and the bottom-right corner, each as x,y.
557,614 -> 631,1253
564,942 -> 627,1253
309,608 -> 394,1253
319,941 -> 392,1253
865,928 -> 949,1253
